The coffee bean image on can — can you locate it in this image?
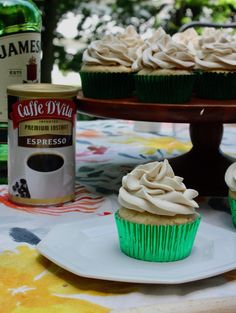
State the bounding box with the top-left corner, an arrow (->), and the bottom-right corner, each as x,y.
7,84 -> 79,206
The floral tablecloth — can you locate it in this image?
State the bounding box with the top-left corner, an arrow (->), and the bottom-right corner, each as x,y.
0,119 -> 236,313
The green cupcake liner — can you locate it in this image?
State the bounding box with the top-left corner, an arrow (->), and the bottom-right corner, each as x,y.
194,71 -> 236,100
228,195 -> 236,227
134,74 -> 195,104
115,212 -> 201,262
80,71 -> 134,99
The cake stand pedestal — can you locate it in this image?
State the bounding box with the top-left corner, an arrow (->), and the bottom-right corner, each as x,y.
77,93 -> 236,196
170,123 -> 233,196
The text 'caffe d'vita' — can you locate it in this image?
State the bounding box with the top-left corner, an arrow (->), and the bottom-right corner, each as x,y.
17,100 -> 74,119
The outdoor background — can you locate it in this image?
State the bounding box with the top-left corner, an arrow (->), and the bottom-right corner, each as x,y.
35,0 -> 236,85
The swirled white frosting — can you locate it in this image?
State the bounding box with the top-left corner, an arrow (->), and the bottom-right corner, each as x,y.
117,25 -> 145,49
172,28 -> 199,56
132,27 -> 165,71
117,25 -> 146,71
118,159 -> 199,216
195,28 -> 236,70
133,33 -> 195,71
225,162 -> 236,191
146,27 -> 167,46
82,34 -> 135,68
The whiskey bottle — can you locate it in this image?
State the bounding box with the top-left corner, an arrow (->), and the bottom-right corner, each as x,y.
0,0 -> 41,184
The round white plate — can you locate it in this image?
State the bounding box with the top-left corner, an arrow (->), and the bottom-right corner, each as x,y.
36,214 -> 236,284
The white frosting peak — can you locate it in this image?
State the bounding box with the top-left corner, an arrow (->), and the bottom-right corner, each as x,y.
118,160 -> 199,216
146,27 -> 167,46
172,28 -> 199,56
117,25 -> 145,49
225,163 -> 236,191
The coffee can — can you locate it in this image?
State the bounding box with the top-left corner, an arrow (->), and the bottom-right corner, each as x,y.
7,84 -> 79,206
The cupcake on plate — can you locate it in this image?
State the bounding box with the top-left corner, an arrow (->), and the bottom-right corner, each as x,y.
80,26 -> 144,99
225,162 -> 236,227
194,27 -> 236,99
133,28 -> 196,103
115,159 -> 201,262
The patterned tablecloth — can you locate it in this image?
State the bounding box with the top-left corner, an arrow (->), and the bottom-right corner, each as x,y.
0,119 -> 236,313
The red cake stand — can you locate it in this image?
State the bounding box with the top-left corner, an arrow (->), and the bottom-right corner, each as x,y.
77,91 -> 236,196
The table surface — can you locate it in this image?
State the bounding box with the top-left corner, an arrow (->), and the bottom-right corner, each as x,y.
0,119 -> 236,313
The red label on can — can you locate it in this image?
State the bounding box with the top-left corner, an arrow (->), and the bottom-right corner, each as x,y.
11,98 -> 77,128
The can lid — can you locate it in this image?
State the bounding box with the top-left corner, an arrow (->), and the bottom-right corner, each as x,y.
7,84 -> 80,97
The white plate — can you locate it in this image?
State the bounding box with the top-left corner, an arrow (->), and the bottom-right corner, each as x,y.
36,215 -> 236,284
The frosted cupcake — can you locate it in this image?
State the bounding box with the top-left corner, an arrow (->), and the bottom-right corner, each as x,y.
115,159 -> 201,262
225,162 -> 236,227
133,29 -> 196,103
80,26 -> 144,99
194,28 -> 236,99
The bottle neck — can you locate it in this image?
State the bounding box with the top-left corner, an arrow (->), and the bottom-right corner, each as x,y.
0,0 -> 41,36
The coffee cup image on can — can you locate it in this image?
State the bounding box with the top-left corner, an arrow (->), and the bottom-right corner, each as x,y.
25,153 -> 65,199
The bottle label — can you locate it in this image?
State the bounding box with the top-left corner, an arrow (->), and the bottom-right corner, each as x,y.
0,32 -> 41,123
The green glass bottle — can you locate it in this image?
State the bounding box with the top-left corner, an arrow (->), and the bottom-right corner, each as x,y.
0,0 -> 41,184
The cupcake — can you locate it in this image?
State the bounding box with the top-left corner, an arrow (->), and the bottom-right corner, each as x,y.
133,28 -> 196,103
80,26 -> 144,99
194,28 -> 236,99
115,159 -> 201,262
225,162 -> 236,227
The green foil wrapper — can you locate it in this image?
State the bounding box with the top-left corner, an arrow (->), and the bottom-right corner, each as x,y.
134,74 -> 195,103
195,71 -> 236,100
228,195 -> 236,228
80,71 -> 134,99
115,212 -> 201,262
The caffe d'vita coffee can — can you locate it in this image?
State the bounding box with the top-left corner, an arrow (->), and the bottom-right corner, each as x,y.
7,84 -> 79,206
